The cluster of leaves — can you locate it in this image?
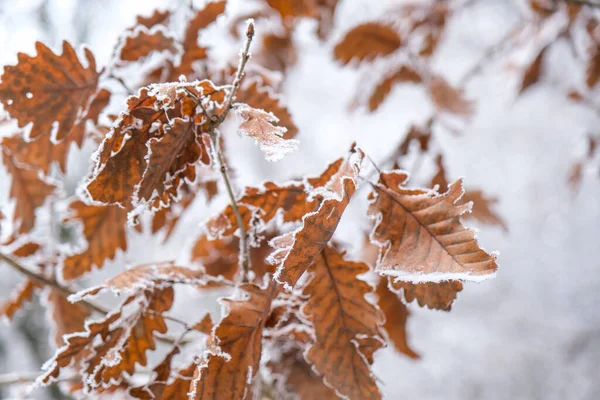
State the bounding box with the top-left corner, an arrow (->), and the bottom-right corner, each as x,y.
0,1 -> 534,399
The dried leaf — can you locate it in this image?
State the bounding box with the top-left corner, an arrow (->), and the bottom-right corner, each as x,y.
260,31 -> 298,72
302,246 -> 384,399
61,201 -> 128,280
391,279 -> 463,311
369,65 -> 422,111
189,281 -> 277,400
334,23 -> 401,65
192,313 -> 214,334
266,0 -> 318,19
368,170 -> 498,281
12,242 -> 41,257
136,9 -> 171,29
428,76 -> 472,116
461,190 -> 508,231
236,104 -> 299,161
119,26 -> 178,63
86,81 -> 226,211
75,262 -> 205,298
270,148 -> 364,287
430,153 -> 449,192
587,46 -> 600,89
1,279 -> 39,320
0,41 -> 99,141
2,149 -> 56,233
270,349 -> 339,400
376,279 -> 418,358
520,47 -> 546,93
45,289 -> 91,346
235,77 -> 298,139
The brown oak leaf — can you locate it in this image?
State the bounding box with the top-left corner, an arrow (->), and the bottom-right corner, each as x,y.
61,201 -> 128,280
189,281 -> 277,400
428,76 -> 473,116
461,190 -> 508,231
2,148 -> 56,233
119,26 -> 178,63
391,279 -> 463,311
334,23 -> 402,65
136,9 -> 171,29
368,170 -> 498,281
1,279 -> 39,320
0,41 -> 100,142
369,65 -> 422,111
235,77 -> 298,139
376,279 -> 419,358
45,289 -> 91,346
236,104 -> 299,161
269,148 -> 364,287
302,246 -> 385,400
12,242 -> 42,257
520,47 -> 547,93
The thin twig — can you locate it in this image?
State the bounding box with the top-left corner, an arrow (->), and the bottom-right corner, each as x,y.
0,253 -> 107,315
196,21 -> 255,283
0,253 -> 185,346
0,372 -> 79,386
219,20 -> 255,124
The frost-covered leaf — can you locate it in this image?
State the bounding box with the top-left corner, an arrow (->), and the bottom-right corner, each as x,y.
0,41 -> 100,141
1,148 -> 56,233
270,148 -> 364,287
74,262 -> 205,298
235,104 -> 299,162
368,170 -> 498,281
118,26 -> 178,63
61,200 -> 128,280
12,241 -> 42,257
135,9 -> 171,29
0,279 -> 39,320
86,81 -> 226,211
1,88 -> 109,175
188,281 -> 277,400
45,289 -> 91,346
376,279 -> 418,358
266,0 -> 317,18
369,65 -> 421,111
390,279 -> 463,311
235,76 -> 298,138
334,23 -> 401,65
302,246 -> 384,400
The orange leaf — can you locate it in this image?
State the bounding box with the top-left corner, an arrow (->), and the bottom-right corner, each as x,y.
461,190 -> 508,231
236,104 -> 299,161
189,281 -> 277,400
235,77 -> 298,138
302,246 -> 384,400
1,279 -> 39,320
376,279 -> 419,358
391,279 -> 463,311
2,149 -> 56,233
119,26 -> 178,63
266,0 -> 318,19
270,348 -> 339,400
587,45 -> 600,89
520,47 -> 546,93
86,81 -> 226,210
136,9 -> 171,29
45,289 -> 91,346
270,148 -> 364,287
428,76 -> 473,116
0,41 -> 99,142
192,313 -> 214,334
75,262 -> 205,298
12,242 -> 41,257
61,201 -> 128,280
334,23 -> 401,65
368,170 -> 498,281
369,65 -> 422,111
